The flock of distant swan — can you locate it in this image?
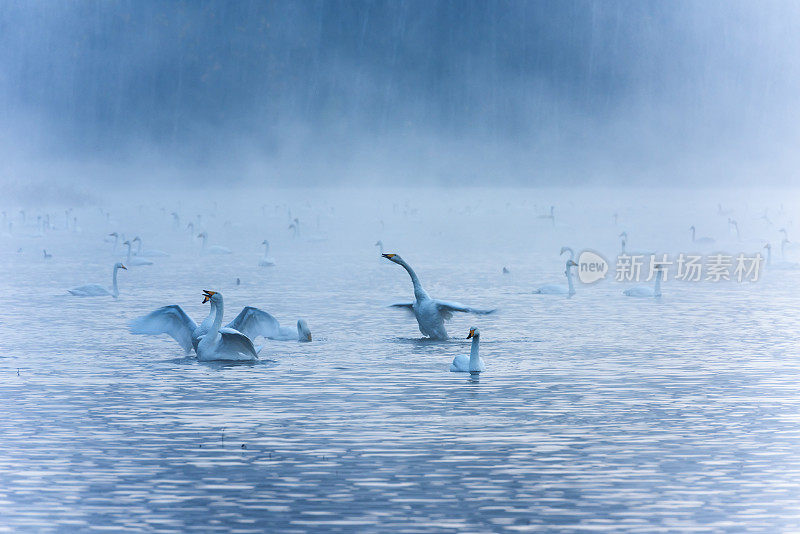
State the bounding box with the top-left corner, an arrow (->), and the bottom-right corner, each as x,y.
5,201 -> 796,375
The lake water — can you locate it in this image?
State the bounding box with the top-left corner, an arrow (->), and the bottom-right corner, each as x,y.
1,187 -> 799,532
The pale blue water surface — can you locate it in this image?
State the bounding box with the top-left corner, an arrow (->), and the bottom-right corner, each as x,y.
1,188 -> 799,532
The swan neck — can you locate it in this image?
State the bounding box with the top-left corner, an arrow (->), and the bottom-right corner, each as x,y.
766,246 -> 771,266
398,258 -> 429,300
201,300 -> 216,329
469,334 -> 480,370
565,264 -> 575,295
112,265 -> 120,297
211,299 -> 224,334
125,243 -> 131,262
654,269 -> 662,296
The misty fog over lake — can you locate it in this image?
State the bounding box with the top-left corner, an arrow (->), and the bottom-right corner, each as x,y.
2,2 -> 800,532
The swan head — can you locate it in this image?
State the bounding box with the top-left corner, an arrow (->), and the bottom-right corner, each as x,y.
689,225 -> 696,231
133,236 -> 141,243
467,327 -> 479,339
197,232 -> 207,239
262,239 -> 269,245
375,240 -> 383,246
108,232 -> 118,237
123,240 -> 130,246
202,290 -> 221,305
297,319 -> 312,342
619,232 -> 627,238
764,243 -> 772,250
566,259 -> 578,269
381,253 -> 401,264
114,262 -> 127,270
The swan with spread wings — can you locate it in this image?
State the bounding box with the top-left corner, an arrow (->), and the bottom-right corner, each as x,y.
382,253 -> 495,340
130,291 -> 311,357
130,290 -> 259,361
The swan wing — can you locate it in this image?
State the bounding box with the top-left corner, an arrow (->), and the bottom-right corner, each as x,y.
226,306 -> 281,340
130,305 -> 197,353
435,300 -> 496,320
388,301 -> 415,317
217,330 -> 259,359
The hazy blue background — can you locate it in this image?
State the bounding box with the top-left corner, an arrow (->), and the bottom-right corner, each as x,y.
2,1 -> 800,188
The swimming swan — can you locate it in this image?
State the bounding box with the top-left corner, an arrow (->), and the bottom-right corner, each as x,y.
69,263 -> 127,298
258,240 -> 276,267
198,232 -> 232,255
382,253 -> 495,340
619,231 -> 654,256
764,243 -> 799,270
132,236 -> 169,257
623,264 -> 664,297
690,226 -> 715,245
123,240 -> 154,266
450,327 -> 485,374
534,257 -> 578,296
226,308 -> 312,342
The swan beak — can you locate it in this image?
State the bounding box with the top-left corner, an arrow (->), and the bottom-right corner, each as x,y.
202,289 -> 216,303
382,253 -> 395,259
307,334 -> 312,342
120,265 -> 127,270
467,328 -> 475,339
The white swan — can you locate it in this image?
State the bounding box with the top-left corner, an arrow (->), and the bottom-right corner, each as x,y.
123,240 -> 154,266
198,231 -> 232,254
450,327 -> 485,374
258,240 -> 276,267
108,232 -> 120,252
690,226 -> 715,245
537,205 -> 555,225
619,231 -> 654,256
779,229 -> 798,255
197,291 -> 260,361
623,264 -> 663,297
729,219 -> 741,241
226,308 -> 312,342
382,253 -> 495,340
132,236 -> 169,257
68,263 -> 127,298
131,291 -> 308,354
534,257 -> 578,296
764,243 -> 799,270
